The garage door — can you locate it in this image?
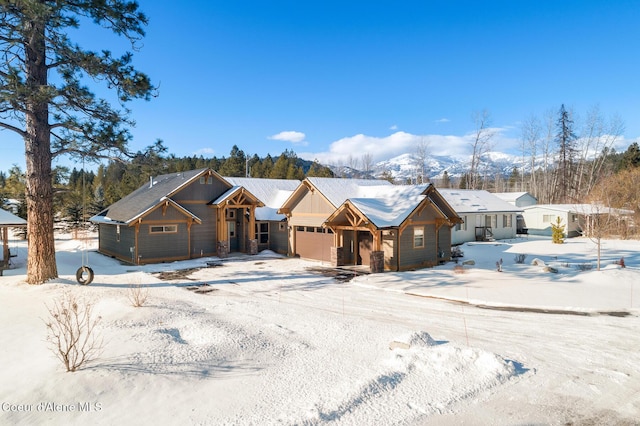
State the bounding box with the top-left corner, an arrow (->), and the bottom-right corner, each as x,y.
295,226 -> 333,262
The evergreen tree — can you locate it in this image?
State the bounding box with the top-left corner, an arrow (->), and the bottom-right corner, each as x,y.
218,145 -> 246,176
441,171 -> 451,188
556,104 -> 578,203
0,1 -> 155,283
270,153 -> 291,179
551,216 -> 565,244
620,142 -> 640,170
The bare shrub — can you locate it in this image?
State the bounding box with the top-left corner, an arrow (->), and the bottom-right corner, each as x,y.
44,292 -> 103,372
575,263 -> 593,271
127,281 -> 149,308
514,254 -> 527,264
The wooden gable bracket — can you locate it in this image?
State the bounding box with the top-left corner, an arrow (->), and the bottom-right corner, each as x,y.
435,218 -> 451,231
162,199 -> 169,216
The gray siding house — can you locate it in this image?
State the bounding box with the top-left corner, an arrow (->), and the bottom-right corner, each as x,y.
91,169 -> 298,264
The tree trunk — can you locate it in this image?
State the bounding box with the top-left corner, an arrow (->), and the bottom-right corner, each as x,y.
24,16 -> 58,284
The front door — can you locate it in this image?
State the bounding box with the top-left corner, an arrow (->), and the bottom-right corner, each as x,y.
358,231 -> 372,266
227,221 -> 238,251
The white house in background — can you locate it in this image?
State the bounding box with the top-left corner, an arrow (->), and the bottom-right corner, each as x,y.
522,204 -> 635,238
493,192 -> 538,208
438,189 -> 523,245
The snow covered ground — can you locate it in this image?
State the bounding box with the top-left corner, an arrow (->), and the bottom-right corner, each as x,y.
1,233 -> 639,425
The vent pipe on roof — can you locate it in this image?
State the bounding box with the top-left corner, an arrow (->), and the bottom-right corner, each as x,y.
149,176 -> 153,188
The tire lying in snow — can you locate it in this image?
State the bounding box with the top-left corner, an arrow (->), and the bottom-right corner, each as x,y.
76,266 -> 94,285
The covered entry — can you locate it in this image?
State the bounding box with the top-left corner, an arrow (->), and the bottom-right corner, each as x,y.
324,201 -> 384,271
210,187 -> 264,257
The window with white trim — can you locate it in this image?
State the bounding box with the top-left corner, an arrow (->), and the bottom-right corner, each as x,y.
413,227 -> 425,248
503,214 -> 512,228
149,225 -> 178,234
543,214 -> 555,223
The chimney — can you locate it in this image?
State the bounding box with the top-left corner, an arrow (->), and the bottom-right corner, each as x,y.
149,176 -> 153,188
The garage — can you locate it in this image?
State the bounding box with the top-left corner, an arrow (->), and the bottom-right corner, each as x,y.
294,226 -> 333,263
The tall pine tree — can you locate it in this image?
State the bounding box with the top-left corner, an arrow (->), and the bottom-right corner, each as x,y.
555,104 -> 578,203
0,1 -> 155,283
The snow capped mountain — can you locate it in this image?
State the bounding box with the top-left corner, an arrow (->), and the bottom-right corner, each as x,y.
372,151 -> 528,182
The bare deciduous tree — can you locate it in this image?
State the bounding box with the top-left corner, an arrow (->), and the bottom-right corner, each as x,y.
413,137 -> 431,184
467,109 -> 495,190
360,153 -> 374,179
44,292 -> 103,372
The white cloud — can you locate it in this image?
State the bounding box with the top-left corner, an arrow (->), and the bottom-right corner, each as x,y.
268,130 -> 306,144
389,124 -> 398,130
435,118 -> 450,123
193,147 -> 215,156
299,129 -> 518,166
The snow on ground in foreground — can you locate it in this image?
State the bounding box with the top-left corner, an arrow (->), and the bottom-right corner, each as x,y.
0,234 -> 639,425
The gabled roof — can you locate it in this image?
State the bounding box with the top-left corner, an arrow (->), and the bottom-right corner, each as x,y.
493,192 -> 537,203
306,177 -> 393,207
347,184 -> 432,228
326,184 -> 461,229
224,177 -> 300,221
280,177 -> 394,213
438,189 -> 522,214
0,208 -> 26,226
90,168 -> 214,225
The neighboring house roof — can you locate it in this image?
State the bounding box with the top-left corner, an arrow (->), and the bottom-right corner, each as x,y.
90,168 -> 210,225
224,177 -> 300,221
438,189 -> 522,214
493,192 -> 537,203
0,208 -> 27,226
304,177 -> 393,208
524,204 -> 635,216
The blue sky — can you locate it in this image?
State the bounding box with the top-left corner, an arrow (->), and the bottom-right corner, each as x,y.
2,0 -> 640,172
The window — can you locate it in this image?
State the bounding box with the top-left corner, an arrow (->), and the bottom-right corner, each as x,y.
456,216 -> 467,231
255,222 -> 269,244
413,227 -> 425,248
149,225 -> 178,234
199,177 -> 205,184
503,214 -> 512,228
543,214 -> 555,223
296,226 -> 304,232
226,209 -> 235,220
207,176 -> 213,184
279,222 -> 286,232
572,214 -> 578,222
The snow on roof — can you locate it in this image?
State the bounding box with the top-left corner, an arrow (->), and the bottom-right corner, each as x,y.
348,184 -> 430,227
493,192 -> 535,203
224,178 -> 300,221
224,177 -> 299,208
306,177 -> 393,207
438,189 -> 522,214
0,208 -> 26,226
524,204 -> 635,215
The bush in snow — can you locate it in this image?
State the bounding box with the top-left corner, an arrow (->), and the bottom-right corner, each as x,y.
514,254 -> 527,264
575,263 -> 593,271
44,292 -> 103,372
127,281 -> 149,308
